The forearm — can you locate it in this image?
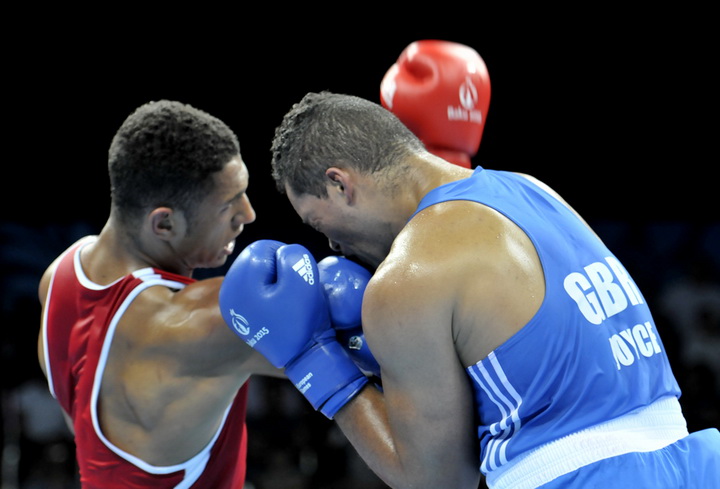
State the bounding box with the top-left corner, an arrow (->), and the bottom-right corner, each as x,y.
334,385 -> 405,488
335,385 -> 480,489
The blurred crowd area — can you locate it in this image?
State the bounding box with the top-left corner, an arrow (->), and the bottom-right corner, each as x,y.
1,219 -> 718,489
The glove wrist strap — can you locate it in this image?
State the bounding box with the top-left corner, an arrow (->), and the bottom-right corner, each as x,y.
285,340 -> 368,419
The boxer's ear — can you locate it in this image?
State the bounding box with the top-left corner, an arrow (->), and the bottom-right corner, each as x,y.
326,167 -> 354,205
149,207 -> 177,239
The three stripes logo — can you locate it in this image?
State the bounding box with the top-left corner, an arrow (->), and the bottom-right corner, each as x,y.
292,254 -> 315,285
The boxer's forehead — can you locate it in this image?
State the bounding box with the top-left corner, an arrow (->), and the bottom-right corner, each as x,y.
211,156 -> 249,202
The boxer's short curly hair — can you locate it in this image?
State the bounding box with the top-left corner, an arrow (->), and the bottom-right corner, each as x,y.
108,100 -> 240,227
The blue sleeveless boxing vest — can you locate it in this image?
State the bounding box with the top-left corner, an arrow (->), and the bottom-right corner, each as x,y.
411,167 -> 683,483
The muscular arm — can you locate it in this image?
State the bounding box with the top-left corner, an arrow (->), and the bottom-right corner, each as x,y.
158,277 -> 283,379
97,277 -> 283,464
333,224 -> 481,488
37,251 -> 283,465
332,199 -> 543,489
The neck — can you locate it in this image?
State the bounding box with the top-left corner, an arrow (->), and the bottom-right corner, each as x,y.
88,216 -> 185,282
407,154 -> 473,206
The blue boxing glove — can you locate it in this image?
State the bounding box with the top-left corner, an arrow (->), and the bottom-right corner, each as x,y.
219,240 -> 368,418
317,255 -> 381,379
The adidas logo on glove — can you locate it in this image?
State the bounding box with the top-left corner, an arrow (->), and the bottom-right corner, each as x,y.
292,255 -> 315,285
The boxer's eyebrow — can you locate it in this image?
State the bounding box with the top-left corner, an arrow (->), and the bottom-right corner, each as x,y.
226,191 -> 245,204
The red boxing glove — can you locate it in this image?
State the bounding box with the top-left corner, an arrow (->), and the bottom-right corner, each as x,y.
380,40 -> 491,169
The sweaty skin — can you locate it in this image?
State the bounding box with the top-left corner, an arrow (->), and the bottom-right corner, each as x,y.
38,158 -> 282,466
270,90 -> 716,489
285,157 -> 561,488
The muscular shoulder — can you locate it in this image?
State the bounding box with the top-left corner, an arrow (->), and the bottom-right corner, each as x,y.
361,202 -> 481,352
118,276 -> 280,377
365,199 -> 545,362
122,277 -> 224,345
381,199 -> 520,289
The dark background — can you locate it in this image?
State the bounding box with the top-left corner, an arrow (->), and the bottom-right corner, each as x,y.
4,11 -> 716,236
2,9 -> 718,489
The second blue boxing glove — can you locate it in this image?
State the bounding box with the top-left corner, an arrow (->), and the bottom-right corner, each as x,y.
317,255 -> 381,379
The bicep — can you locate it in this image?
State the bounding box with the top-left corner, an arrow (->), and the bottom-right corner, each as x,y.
363,273 -> 477,477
